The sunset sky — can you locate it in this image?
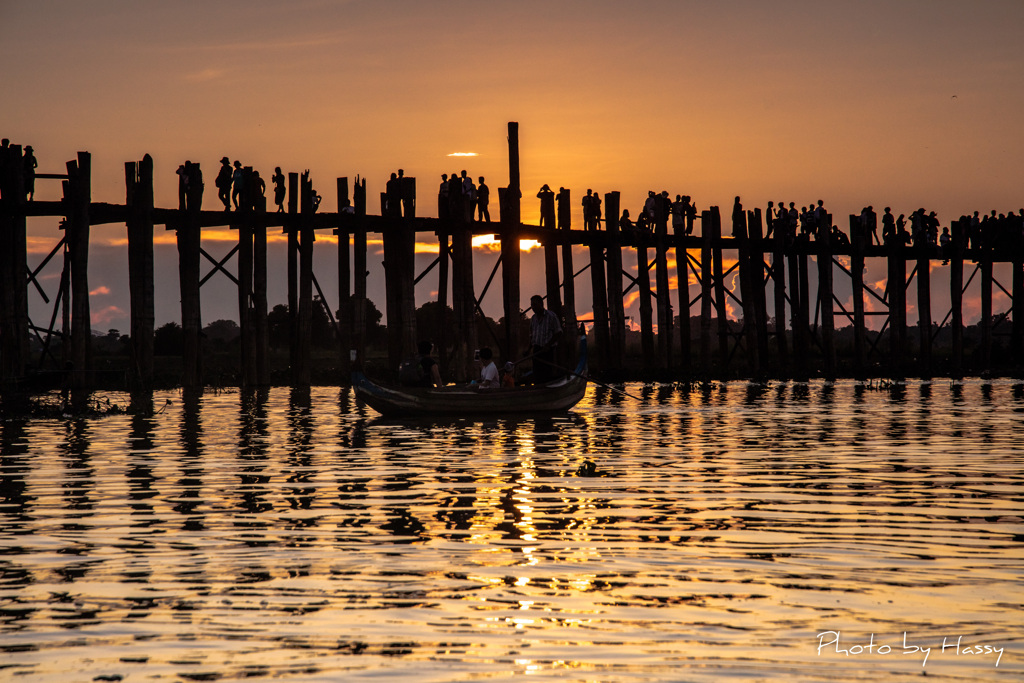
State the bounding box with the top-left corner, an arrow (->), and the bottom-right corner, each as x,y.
4,0 -> 1023,333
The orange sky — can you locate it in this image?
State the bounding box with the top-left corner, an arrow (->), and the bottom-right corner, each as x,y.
4,0 -> 1023,332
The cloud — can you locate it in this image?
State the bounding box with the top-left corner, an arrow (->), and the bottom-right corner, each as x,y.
183,67 -> 229,83
92,305 -> 126,326
89,285 -> 111,296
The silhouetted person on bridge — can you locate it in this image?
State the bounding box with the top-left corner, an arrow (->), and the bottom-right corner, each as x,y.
215,157 -> 232,211
537,184 -> 555,228
460,171 -> 475,222
231,161 -> 244,210
477,176 -> 490,222
23,146 -> 37,201
272,167 -> 285,212
252,170 -> 266,205
882,207 -> 896,244
385,172 -> 401,217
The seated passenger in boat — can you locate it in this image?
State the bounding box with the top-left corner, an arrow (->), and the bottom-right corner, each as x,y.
478,347 -> 499,389
399,340 -> 443,388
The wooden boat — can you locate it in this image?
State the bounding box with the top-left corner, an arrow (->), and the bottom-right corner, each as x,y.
352,340 -> 588,417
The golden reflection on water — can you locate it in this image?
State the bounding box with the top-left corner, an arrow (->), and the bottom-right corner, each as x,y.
0,380 -> 1022,681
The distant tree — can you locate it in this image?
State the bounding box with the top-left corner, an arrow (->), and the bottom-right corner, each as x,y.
203,319 -> 240,344
268,304 -> 289,349
312,295 -> 334,348
336,296 -> 385,346
154,322 -> 183,355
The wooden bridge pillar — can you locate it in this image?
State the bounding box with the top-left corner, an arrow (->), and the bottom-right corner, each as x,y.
817,213 -> 836,380
700,209 -> 714,373
887,237 -> 906,378
949,218 -> 965,378
502,122 -> 522,368
674,218 -> 691,375
604,192 -> 625,370
336,178 -> 351,377
287,172 -> 299,373
125,155 -> 155,389
636,227 -> 655,367
253,184 -> 269,386
654,213 -> 672,369
295,173 -> 314,386
772,213 -> 788,373
980,239 -> 993,374
67,152 -> 93,389
1012,238 -> 1024,364
850,215 -> 866,380
710,207 -> 728,373
735,208 -> 759,377
748,209 -> 770,373
176,161 -> 202,392
1,143 -> 29,384
916,239 -> 932,379
236,169 -> 255,388
352,178 -> 368,365
787,234 -> 807,381
380,178 -> 416,371
588,227 -> 610,370
557,188 -> 578,360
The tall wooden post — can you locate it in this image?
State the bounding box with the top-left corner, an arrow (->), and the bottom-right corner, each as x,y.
950,218 -> 964,379
654,216 -> 672,369
887,235 -> 906,377
772,214 -> 788,373
381,180 -> 416,370
67,152 -> 92,389
436,230 -> 450,368
787,235 -> 806,380
748,209 -> 770,371
916,239 -> 932,379
674,219 -> 692,375
503,122 -> 522,365
850,215 -> 866,380
980,238 -> 993,374
352,178 -> 368,364
253,186 -> 268,385
451,218 -> 476,382
710,208 -> 729,372
636,229 -> 655,366
177,161 -> 202,392
1,143 -> 29,384
125,155 -> 155,389
1012,236 -> 1024,364
817,213 -> 836,379
604,192 -> 625,370
700,209 -> 714,373
558,188 -> 578,359
336,177 -> 351,376
400,179 -> 417,359
287,172 -> 299,373
589,231 -> 610,370
237,168 -> 255,387
735,208 -> 759,377
296,174 -> 314,386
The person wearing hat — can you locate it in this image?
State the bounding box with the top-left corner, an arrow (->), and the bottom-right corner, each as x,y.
23,145 -> 37,201
215,156 -> 233,211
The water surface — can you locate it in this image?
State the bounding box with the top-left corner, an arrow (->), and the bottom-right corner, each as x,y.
1,380 -> 1021,681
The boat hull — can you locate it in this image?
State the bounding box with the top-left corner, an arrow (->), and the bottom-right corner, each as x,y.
352,371 -> 587,417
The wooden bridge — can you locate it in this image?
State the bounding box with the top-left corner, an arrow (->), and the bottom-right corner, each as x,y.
1,123 -> 1021,392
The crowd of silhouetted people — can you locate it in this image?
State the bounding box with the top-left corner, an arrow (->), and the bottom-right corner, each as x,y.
437,170 -> 489,223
